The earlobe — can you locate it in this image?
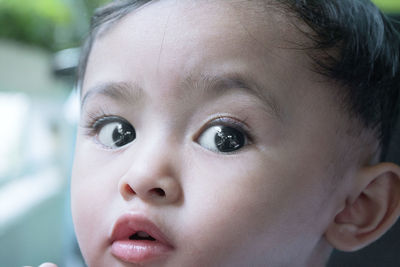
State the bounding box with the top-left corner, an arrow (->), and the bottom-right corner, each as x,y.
325,162 -> 400,252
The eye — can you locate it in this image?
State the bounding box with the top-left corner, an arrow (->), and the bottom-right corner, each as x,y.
197,125 -> 247,153
95,117 -> 136,149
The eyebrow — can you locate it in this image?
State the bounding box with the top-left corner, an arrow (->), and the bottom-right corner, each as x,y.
81,81 -> 144,110
81,73 -> 282,119
182,73 -> 282,119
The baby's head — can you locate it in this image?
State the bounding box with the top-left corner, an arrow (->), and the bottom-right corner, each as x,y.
71,0 -> 400,266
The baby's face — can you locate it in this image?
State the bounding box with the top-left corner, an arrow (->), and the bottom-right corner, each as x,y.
71,0 -> 359,266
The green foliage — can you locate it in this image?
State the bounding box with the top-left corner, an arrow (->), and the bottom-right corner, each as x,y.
84,0 -> 111,15
372,0 -> 400,13
0,0 -> 70,22
0,0 -> 70,50
0,0 -> 110,51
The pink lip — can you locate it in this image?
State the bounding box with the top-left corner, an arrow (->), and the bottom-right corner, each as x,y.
110,213 -> 174,264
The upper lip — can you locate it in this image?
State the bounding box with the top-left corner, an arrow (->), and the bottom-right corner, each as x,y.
110,212 -> 173,247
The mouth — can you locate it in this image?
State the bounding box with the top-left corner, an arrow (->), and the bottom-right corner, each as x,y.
110,213 -> 173,264
129,231 -> 156,241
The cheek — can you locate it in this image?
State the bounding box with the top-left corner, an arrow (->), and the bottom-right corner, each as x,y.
70,157 -> 103,261
70,142 -> 125,264
71,138 -> 124,210
179,152 -> 331,264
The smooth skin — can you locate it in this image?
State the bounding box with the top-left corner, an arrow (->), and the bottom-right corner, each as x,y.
66,0 -> 400,266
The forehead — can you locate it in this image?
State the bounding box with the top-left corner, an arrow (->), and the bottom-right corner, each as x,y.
82,0 -> 312,96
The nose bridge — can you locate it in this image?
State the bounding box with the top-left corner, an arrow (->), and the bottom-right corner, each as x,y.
118,132 -> 182,204
135,125 -> 180,178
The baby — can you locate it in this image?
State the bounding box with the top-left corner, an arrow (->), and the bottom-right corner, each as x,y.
45,0 -> 400,266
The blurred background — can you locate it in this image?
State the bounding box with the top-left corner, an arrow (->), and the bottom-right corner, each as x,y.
0,0 -> 399,266
0,0 -> 106,266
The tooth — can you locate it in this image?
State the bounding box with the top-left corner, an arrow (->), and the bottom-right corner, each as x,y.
137,231 -> 150,238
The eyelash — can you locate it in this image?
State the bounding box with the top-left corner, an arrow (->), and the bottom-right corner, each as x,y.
199,115 -> 253,142
81,110 -> 253,145
81,109 -> 114,137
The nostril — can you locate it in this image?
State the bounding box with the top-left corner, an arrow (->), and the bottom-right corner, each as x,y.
150,188 -> 166,197
124,184 -> 136,195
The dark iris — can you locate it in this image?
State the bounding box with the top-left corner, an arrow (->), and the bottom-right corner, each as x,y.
214,126 -> 245,152
112,121 -> 136,147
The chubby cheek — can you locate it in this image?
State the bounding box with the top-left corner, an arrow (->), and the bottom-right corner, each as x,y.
70,140 -> 122,265
178,151 -> 331,265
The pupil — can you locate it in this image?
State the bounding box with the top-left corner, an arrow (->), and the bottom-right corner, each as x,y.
112,122 -> 135,147
214,126 -> 244,152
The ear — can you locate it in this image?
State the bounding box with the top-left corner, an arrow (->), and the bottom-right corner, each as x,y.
325,162 -> 400,251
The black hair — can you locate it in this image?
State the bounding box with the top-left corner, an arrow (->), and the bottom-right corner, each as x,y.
77,0 -> 400,160
277,0 -> 400,161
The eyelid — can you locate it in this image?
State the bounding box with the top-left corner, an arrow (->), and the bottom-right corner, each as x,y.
80,108 -> 110,128
80,109 -> 127,137
194,115 -> 253,143
92,116 -> 128,131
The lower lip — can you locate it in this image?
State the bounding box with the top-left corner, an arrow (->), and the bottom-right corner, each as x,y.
111,240 -> 173,263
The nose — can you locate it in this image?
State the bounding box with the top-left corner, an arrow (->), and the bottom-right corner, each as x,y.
118,149 -> 182,205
